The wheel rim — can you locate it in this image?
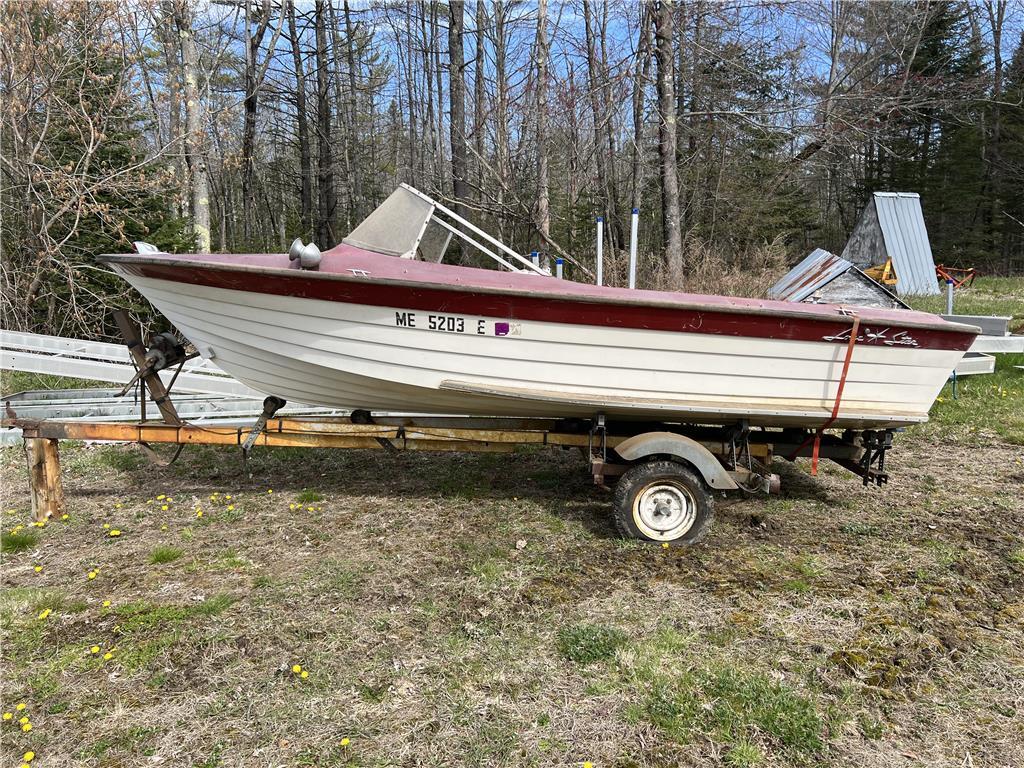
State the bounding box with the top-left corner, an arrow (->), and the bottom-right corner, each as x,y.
632,481 -> 697,541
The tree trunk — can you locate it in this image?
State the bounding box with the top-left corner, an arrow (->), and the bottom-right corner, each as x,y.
474,0 -> 487,195
174,0 -> 211,251
631,6 -> 652,214
493,0 -> 510,239
583,0 -> 609,220
448,0 -> 469,260
343,1 -> 362,223
653,0 -> 682,277
286,0 -> 312,237
241,1 -> 271,245
535,0 -> 550,244
314,0 -> 336,247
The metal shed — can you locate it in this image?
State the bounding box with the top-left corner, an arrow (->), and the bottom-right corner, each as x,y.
768,248 -> 909,309
840,192 -> 940,296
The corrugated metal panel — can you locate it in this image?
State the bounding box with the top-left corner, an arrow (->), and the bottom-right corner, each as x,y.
872,192 -> 940,296
768,249 -> 852,302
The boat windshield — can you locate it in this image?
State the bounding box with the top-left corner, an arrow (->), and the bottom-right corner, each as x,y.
342,184 -> 546,275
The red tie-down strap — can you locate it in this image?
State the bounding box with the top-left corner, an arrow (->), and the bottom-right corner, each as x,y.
787,312 -> 861,474
811,314 -> 861,474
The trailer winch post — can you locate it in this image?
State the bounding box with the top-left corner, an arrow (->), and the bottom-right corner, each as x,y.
113,310 -> 181,426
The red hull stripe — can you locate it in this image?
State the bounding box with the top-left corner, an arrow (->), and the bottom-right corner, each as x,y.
117,263 -> 974,352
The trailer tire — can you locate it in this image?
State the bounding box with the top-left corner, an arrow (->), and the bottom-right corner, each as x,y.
613,461 -> 713,545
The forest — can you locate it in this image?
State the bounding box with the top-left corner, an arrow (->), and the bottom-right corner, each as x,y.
2,0 -> 1023,340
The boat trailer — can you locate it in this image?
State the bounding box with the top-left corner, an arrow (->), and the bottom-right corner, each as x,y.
4,406 -> 893,545
2,317 -> 895,545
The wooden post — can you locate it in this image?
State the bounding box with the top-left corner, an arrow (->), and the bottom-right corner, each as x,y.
25,438 -> 64,523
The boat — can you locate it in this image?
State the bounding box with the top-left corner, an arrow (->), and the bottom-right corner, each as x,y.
100,184 -> 979,430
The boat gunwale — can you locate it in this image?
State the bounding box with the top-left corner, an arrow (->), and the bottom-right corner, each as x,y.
98,253 -> 982,338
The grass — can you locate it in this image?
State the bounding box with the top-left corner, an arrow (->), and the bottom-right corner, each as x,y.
1,529 -> 39,554
556,623 -> 628,664
626,635 -> 824,762
149,545 -> 184,564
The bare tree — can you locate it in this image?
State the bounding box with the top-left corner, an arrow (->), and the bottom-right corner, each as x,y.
534,0 -> 550,243
313,0 -> 336,246
653,0 -> 682,276
286,0 -> 313,237
173,0 -> 211,252
448,0 -> 470,236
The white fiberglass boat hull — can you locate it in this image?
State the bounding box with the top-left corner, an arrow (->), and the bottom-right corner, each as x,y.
123,273 -> 965,429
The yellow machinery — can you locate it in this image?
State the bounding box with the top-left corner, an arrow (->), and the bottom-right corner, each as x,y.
864,258 -> 898,287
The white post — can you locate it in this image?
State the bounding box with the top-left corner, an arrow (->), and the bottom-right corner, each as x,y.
628,208 -> 639,289
946,279 -> 954,315
596,216 -> 604,286
530,251 -> 540,269
555,257 -> 564,279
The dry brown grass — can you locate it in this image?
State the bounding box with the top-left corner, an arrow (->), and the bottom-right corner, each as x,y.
1,427 -> 1022,767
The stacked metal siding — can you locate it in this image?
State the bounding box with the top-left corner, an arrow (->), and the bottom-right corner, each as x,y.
768,249 -> 853,302
871,192 -> 940,296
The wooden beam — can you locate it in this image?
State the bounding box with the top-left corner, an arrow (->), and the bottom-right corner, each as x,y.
25,438 -> 64,523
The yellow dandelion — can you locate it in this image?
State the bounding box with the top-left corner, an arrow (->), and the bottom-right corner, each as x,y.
90,645 -> 100,654
108,529 -> 121,537
267,489 -> 273,494
102,600 -> 111,607
157,495 -> 166,500
2,712 -> 12,720
24,750 -> 35,761
34,565 -> 43,573
19,715 -> 28,724
161,524 -> 168,531
103,651 -> 113,660
227,504 -> 235,511
300,670 -> 309,679
115,503 -> 123,508
583,763 -> 593,768
340,737 -> 350,747
661,542 -> 669,549
21,723 -> 31,732
37,609 -> 51,620
87,570 -> 97,580
15,703 -> 26,711
167,497 -> 174,502
209,494 -> 217,501
32,521 -> 45,528
289,503 -> 296,510
161,505 -> 169,511
225,495 -> 232,500
61,514 -> 69,521
291,664 -> 302,674
306,506 -> 314,512
196,510 -> 203,518
103,523 -> 110,529
12,525 -> 24,533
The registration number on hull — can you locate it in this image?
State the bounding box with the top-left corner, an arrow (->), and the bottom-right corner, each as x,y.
394,311 -> 520,337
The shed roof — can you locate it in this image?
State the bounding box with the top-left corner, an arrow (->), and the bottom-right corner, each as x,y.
768,248 -> 852,302
841,192 -> 939,296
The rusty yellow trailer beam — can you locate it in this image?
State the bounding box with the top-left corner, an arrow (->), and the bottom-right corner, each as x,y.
2,416 -> 773,524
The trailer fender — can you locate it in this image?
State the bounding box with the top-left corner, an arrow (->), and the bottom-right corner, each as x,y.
613,431 -> 738,490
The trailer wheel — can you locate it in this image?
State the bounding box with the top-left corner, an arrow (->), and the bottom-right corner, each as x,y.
613,461 -> 713,544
